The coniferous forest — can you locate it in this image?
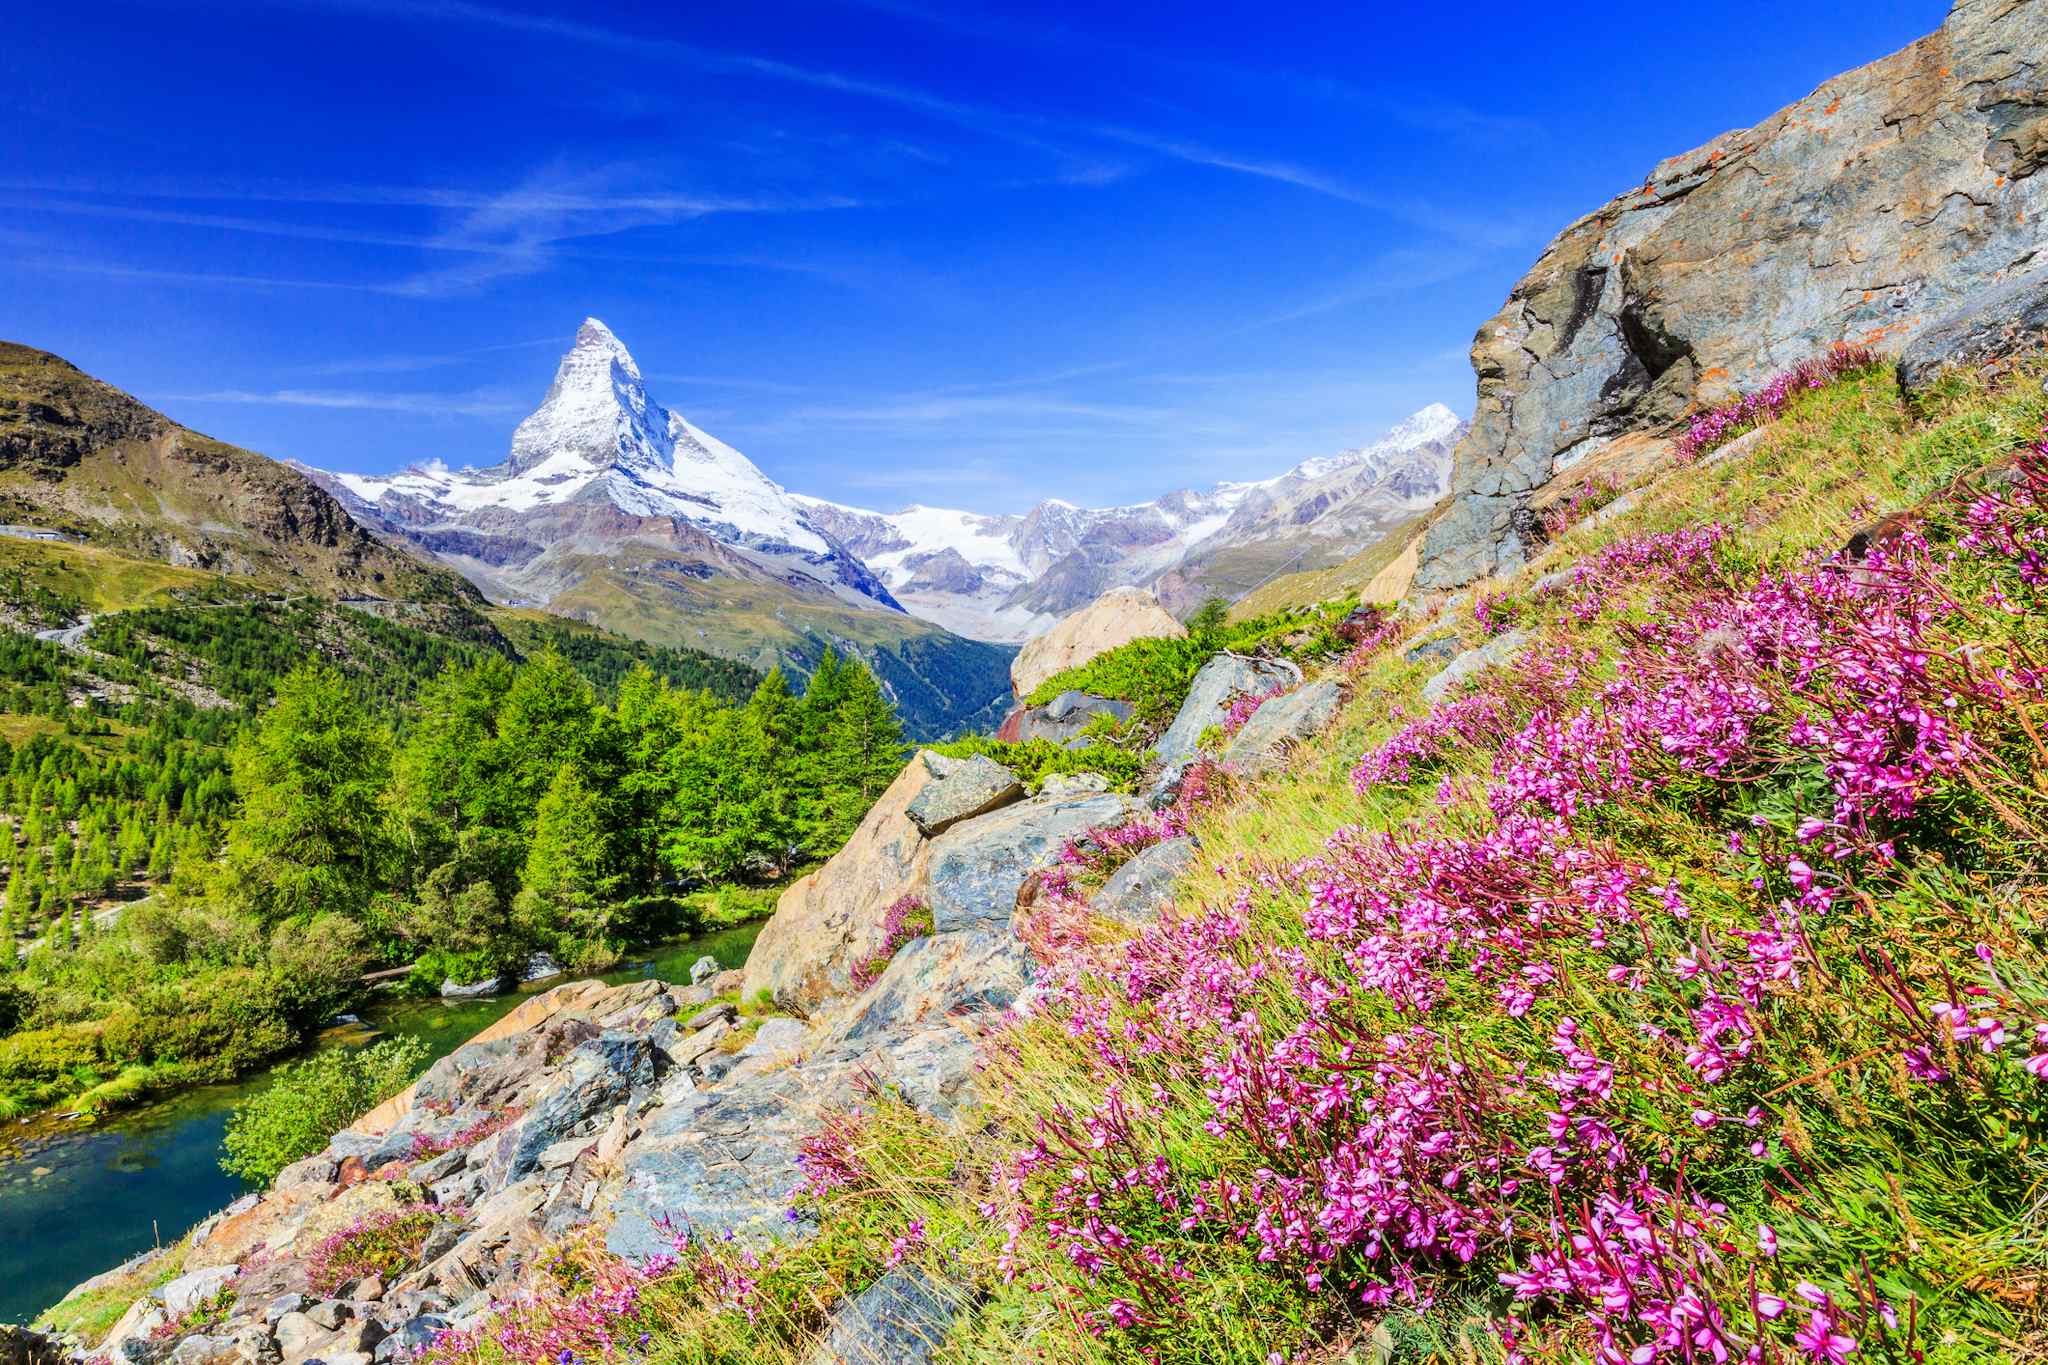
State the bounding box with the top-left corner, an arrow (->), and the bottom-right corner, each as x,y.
0,628 -> 905,1118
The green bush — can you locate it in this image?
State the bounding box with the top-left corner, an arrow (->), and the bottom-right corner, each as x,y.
930,736 -> 1151,793
220,1035 -> 430,1184
0,1021 -> 104,1083
1021,598 -> 1359,725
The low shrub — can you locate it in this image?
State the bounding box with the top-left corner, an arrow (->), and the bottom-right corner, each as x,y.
930,736 -> 1151,794
220,1035 -> 430,1184
307,1206 -> 447,1293
1022,599 -> 1361,725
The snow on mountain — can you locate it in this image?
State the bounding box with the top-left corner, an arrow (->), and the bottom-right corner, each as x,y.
308,319 -> 884,611
306,317 -> 1460,645
797,403 -> 1464,641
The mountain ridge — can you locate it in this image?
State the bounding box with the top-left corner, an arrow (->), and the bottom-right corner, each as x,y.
797,401 -> 1463,638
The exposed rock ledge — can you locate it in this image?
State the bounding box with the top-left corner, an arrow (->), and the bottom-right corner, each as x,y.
1416,0 -> 2047,591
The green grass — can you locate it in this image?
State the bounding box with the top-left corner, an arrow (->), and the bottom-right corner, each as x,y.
0,538 -> 228,615
33,1237 -> 189,1345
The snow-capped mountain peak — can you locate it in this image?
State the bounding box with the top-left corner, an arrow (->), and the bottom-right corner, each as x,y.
795,404 -> 1464,640
507,317 -> 667,479
303,318 -> 893,611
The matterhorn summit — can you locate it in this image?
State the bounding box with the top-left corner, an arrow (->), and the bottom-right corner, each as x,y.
506,317 -> 672,479
299,319 -> 897,613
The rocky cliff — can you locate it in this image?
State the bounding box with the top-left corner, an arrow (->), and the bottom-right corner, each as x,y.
1416,0 -> 2047,589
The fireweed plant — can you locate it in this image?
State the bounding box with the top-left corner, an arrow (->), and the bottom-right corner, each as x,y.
849,895 -> 935,991
1675,346 -> 1880,462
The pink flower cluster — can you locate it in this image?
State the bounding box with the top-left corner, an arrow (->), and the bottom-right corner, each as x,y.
1473,590 -> 1519,636
409,1106 -> 526,1161
850,894 -> 934,991
1674,345 -> 1878,462
993,438 -> 2048,1361
1221,687 -> 1283,738
1539,473 -> 1623,538
305,1205 -> 448,1294
423,1224 -> 770,1365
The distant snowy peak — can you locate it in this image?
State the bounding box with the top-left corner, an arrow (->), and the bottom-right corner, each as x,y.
333,319 -> 831,556
308,319 -> 894,612
1285,402 -> 1463,483
795,403 -> 1462,640
507,317 -> 666,479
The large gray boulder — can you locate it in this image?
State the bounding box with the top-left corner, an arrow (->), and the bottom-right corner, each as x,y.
1156,655 -> 1297,769
802,1267 -> 966,1365
1150,654 -> 1297,800
905,753 -> 1024,837
825,929 -> 1032,1044
1219,679 -> 1343,776
745,753 -> 936,1016
925,792 -> 1142,933
1092,837 -> 1196,926
1414,0 -> 2048,590
1898,267 -> 2048,394
607,1059 -> 867,1260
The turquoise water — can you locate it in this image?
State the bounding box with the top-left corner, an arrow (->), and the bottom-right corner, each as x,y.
0,922 -> 763,1326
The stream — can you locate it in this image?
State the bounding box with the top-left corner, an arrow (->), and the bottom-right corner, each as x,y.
0,920 -> 764,1326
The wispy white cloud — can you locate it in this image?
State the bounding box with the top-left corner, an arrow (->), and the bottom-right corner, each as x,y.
831,0 -> 1545,149
162,387 -> 525,417
783,394 -> 1183,426
17,257 -> 373,291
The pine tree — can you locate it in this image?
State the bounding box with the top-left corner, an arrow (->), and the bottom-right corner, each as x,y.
219,665 -> 393,925
491,650 -> 599,832
818,659 -> 906,843
514,763 -> 622,951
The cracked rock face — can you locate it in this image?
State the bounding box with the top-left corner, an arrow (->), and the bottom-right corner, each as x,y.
1416,0 -> 2048,591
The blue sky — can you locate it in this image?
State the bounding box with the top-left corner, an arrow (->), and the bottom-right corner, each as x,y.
4,1 -> 1938,513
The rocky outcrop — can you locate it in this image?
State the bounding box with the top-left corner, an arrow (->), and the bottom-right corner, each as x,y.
746,755 -> 937,1015
1010,587 -> 1184,697
1149,654 -> 1298,802
1898,267 -> 2048,394
904,753 -> 1023,837
926,791 -> 1144,932
1415,0 -> 2048,590
50,970 -> 998,1365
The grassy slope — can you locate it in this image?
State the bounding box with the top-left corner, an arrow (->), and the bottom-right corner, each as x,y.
403,356 -> 2048,1365
0,343 -> 479,609
0,538 -> 235,618
934,358 -> 2048,1362
1228,512 -> 1426,621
